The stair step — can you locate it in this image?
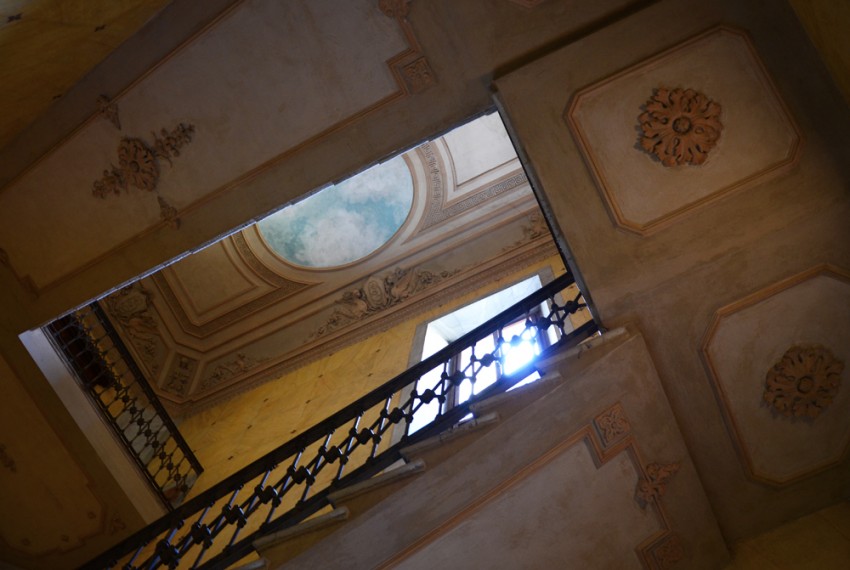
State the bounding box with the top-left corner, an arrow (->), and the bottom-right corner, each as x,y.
400,412 -> 500,465
253,507 -> 349,566
469,371 -> 563,419
328,459 -> 426,516
470,327 -> 627,420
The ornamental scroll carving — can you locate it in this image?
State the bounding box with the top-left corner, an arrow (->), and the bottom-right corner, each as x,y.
313,266 -> 458,338
638,87 -> 722,167
164,354 -> 199,397
202,352 -> 268,390
635,462 -> 680,509
92,123 -> 194,228
102,283 -> 163,377
764,344 -> 844,419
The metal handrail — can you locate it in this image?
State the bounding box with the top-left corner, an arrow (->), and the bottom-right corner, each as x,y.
46,304 -> 203,509
82,271 -> 596,569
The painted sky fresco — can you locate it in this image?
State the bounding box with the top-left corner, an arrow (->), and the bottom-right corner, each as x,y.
257,155 -> 413,267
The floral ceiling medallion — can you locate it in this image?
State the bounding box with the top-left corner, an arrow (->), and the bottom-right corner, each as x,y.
92,123 -> 195,228
638,87 -> 722,167
764,344 -> 844,420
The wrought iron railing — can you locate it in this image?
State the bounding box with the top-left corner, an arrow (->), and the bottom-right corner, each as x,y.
82,272 -> 596,569
46,303 -> 203,509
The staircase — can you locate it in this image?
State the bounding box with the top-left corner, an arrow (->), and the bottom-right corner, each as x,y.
81,273 -> 600,569
241,330 -> 626,569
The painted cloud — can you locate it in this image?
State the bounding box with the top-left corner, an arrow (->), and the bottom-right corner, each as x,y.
257,155 -> 413,267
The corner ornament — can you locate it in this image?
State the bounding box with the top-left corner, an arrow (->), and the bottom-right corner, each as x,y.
378,0 -> 410,18
92,123 -> 195,228
638,87 -> 722,167
764,344 -> 844,420
635,462 -> 680,509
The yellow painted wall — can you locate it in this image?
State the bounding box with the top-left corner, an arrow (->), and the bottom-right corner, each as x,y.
179,255 -> 586,497
788,0 -> 850,106
724,500 -> 850,569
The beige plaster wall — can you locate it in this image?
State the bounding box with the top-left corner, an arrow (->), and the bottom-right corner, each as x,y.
0,1 -> 846,565
179,256 -> 580,497
281,329 -> 728,569
0,349 -> 145,569
495,0 -> 850,542
0,4 -> 633,565
788,0 -> 850,107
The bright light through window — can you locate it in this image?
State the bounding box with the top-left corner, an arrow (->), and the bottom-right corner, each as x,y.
407,275 -> 567,435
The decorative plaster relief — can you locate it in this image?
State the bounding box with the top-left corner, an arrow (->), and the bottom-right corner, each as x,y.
92,123 -> 194,228
202,352 -> 268,391
163,354 -> 199,397
92,124 -> 193,197
399,56 -> 436,94
312,266 -> 458,338
635,462 -> 680,509
593,402 -> 631,448
379,0 -> 411,18
418,141 -> 530,232
102,282 -> 164,378
0,443 -> 16,473
503,212 -> 549,252
96,95 -> 121,130
764,344 -> 843,420
566,28 -> 801,235
638,87 -> 722,167
702,265 -> 850,486
647,533 -> 685,569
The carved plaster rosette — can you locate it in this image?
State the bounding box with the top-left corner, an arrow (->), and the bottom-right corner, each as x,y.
118,138 -> 159,191
593,402 -> 630,448
638,87 -> 722,167
764,344 -> 844,419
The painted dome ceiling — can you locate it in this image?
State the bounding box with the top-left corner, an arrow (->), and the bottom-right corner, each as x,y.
99,113 -> 554,414
256,155 -> 414,268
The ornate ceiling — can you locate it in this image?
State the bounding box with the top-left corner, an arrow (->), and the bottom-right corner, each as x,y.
100,113 -> 555,414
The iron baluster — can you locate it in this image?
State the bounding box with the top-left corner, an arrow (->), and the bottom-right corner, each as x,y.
79,273 -> 597,570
